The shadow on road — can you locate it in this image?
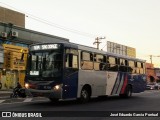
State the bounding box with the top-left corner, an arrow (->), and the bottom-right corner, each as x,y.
28,95 -> 141,107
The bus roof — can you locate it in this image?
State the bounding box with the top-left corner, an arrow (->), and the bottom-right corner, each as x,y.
63,42 -> 146,62
29,42 -> 146,62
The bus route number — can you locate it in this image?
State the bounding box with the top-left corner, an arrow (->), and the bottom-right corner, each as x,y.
42,44 -> 58,49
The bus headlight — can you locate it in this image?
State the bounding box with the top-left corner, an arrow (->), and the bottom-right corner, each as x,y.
53,84 -> 62,90
25,83 -> 29,89
54,85 -> 60,90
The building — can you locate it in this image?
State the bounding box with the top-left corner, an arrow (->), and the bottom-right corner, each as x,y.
155,68 -> 160,82
0,6 -> 25,28
145,63 -> 159,83
107,41 -> 136,58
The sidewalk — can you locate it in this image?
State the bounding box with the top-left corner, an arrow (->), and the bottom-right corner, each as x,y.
0,90 -> 12,99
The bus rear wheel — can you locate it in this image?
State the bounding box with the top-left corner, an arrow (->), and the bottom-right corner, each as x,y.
79,88 -> 90,103
120,85 -> 132,98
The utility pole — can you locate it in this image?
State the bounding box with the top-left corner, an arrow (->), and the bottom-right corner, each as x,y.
93,37 -> 105,49
149,55 -> 160,64
150,55 -> 153,64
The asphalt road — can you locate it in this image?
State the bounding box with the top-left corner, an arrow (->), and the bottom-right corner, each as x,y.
0,90 -> 160,120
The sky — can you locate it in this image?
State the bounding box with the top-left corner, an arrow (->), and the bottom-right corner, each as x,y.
0,0 -> 160,66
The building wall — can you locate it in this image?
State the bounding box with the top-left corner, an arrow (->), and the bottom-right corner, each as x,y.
0,22 -> 69,45
0,44 -> 28,89
0,6 -> 25,28
107,41 -> 136,58
155,68 -> 160,80
127,47 -> 136,58
145,63 -> 159,83
3,44 -> 28,70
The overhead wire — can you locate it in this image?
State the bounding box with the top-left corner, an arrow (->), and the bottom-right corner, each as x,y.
101,43 -> 107,50
26,15 -> 96,38
0,2 -> 97,38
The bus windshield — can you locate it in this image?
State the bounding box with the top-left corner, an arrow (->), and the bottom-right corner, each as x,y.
28,50 -> 63,79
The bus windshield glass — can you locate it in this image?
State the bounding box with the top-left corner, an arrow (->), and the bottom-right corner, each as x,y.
28,50 -> 63,78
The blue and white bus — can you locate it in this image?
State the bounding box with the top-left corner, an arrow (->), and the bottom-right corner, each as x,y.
25,42 -> 146,103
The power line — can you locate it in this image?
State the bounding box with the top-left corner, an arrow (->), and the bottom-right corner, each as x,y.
26,15 -> 96,38
101,43 -> 107,50
149,55 -> 160,64
0,2 -> 97,38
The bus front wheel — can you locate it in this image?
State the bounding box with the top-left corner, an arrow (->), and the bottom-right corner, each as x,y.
79,88 -> 90,103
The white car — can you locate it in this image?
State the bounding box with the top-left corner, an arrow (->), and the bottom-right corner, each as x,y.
154,83 -> 160,90
146,83 -> 155,90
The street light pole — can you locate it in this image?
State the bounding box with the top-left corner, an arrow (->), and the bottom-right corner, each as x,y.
150,55 -> 152,64
93,37 -> 105,49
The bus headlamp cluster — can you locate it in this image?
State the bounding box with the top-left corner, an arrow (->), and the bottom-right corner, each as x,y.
25,83 -> 29,89
53,85 -> 61,90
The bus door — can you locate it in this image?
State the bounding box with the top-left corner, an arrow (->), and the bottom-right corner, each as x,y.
63,49 -> 79,99
106,71 -> 118,95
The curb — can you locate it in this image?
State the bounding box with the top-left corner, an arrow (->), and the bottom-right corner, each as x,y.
0,91 -> 12,100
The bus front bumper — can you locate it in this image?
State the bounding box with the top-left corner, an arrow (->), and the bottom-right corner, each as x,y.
26,88 -> 62,99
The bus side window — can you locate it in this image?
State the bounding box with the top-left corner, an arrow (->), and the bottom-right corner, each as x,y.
138,62 -> 144,74
135,62 -> 142,74
128,60 -> 135,73
94,54 -> 106,71
141,63 -> 143,68
65,54 -> 78,68
116,58 -> 120,65
108,56 -> 118,71
119,58 -> 127,72
81,51 -> 93,70
125,60 -> 128,66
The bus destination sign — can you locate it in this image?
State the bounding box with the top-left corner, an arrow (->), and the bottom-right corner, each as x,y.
31,44 -> 60,50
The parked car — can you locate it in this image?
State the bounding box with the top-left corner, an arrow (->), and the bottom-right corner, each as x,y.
154,83 -> 160,90
146,83 -> 156,90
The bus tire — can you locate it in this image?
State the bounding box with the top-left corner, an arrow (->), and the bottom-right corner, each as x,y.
79,88 -> 90,103
49,98 -> 59,102
124,85 -> 132,98
120,85 -> 132,98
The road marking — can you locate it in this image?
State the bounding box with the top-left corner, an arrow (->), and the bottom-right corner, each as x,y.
23,98 -> 33,102
0,100 -> 5,103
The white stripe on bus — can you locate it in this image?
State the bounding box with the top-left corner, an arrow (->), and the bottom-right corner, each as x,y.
112,73 -> 120,95
117,74 -> 124,94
